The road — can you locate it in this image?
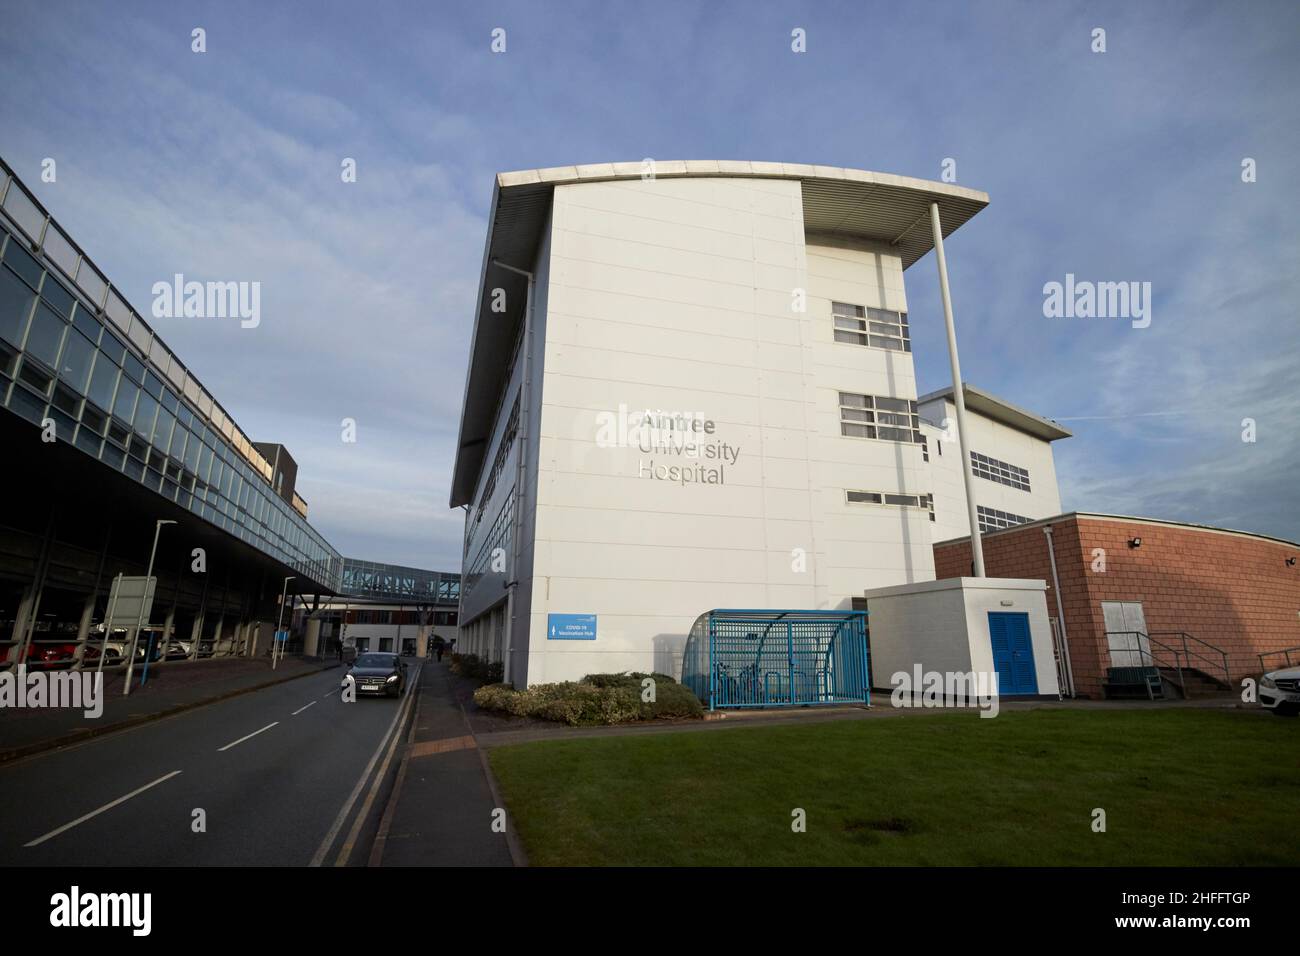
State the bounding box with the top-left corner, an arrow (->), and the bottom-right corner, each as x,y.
0,661 -> 421,866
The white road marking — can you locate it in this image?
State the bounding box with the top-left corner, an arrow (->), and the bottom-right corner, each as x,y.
292,700 -> 317,716
217,722 -> 279,752
310,664 -> 421,867
24,771 -> 183,847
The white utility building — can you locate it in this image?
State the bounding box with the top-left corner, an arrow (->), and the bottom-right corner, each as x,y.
449,161 -> 1067,691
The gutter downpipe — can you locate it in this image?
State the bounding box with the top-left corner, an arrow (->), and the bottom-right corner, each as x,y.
928,202 -> 985,577
492,259 -> 533,689
1042,525 -> 1076,697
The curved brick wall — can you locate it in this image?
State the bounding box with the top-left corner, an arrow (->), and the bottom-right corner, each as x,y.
934,515 -> 1300,698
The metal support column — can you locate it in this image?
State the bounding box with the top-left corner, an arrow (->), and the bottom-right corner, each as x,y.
929,201 -> 985,577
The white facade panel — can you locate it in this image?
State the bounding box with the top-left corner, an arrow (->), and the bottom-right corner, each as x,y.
920,396 -> 1064,544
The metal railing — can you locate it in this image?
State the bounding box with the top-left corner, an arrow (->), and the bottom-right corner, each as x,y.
1148,631 -> 1230,689
1259,646 -> 1300,672
1105,630 -> 1231,698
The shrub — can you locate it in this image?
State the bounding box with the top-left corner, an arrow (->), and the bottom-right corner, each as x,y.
642,680 -> 704,720
582,671 -> 678,689
450,653 -> 503,685
472,672 -> 702,726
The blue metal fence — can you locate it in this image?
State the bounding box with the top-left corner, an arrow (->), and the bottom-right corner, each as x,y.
682,609 -> 870,710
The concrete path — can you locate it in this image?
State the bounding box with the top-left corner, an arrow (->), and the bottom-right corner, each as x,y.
371,661 -> 518,867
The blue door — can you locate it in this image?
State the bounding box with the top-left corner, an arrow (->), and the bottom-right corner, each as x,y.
988,612 -> 1038,695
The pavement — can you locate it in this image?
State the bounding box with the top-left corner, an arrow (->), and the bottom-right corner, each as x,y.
0,655 -> 336,763
369,660 -> 519,867
0,657 -> 416,866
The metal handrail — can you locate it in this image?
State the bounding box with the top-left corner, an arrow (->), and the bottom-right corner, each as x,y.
1105,631 -> 1184,695
1148,631 -> 1231,688
1259,646 -> 1300,672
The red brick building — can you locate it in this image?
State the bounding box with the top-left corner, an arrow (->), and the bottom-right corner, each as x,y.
933,513 -> 1300,698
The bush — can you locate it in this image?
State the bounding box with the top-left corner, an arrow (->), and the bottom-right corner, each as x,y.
450,653 -> 504,685
472,672 -> 702,726
582,671 -> 678,689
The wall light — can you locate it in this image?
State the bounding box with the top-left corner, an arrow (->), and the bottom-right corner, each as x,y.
1287,557 -> 1296,567
1128,537 -> 1142,549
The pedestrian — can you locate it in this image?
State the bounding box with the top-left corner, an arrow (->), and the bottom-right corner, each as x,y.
432,634 -> 446,662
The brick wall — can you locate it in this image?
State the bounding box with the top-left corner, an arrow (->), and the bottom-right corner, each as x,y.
934,516 -> 1300,698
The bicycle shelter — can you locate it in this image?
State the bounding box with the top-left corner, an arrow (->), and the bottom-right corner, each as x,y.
682,609 -> 870,710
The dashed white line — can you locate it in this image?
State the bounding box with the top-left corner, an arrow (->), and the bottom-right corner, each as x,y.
24,771 -> 183,847
292,701 -> 317,716
217,722 -> 279,752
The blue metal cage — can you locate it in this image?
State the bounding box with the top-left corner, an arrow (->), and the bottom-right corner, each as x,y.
682,609 -> 870,710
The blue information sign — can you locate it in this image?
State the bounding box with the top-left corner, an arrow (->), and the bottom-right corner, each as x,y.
547,613 -> 597,641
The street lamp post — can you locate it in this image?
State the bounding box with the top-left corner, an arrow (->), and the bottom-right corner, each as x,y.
273,576 -> 295,670
123,519 -> 176,697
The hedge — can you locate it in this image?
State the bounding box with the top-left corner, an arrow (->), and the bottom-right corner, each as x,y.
473,671 -> 702,726
449,653 -> 504,685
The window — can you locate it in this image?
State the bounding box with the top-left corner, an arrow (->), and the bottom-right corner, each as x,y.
971,452 -> 1031,491
133,390 -> 159,438
832,301 -> 911,352
122,351 -> 145,383
112,378 -> 138,423
0,338 -> 16,378
0,265 -> 37,346
845,489 -> 930,510
57,329 -> 94,392
838,391 -> 923,444
86,356 -> 118,410
977,505 -> 1031,533
23,302 -> 66,367
920,435 -> 929,462
41,276 -> 76,318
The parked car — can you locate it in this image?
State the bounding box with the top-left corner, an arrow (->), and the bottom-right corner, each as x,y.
1259,667 -> 1300,716
9,641 -> 80,668
342,652 -> 407,698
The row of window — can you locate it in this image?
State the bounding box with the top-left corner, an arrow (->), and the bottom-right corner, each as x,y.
462,495 -> 514,603
832,301 -> 912,352
837,391 -> 923,445
0,220 -> 341,588
971,451 -> 1031,492
977,505 -> 1031,533
2,169 -> 277,486
845,489 -> 935,521
339,561 -> 460,603
473,395 -> 519,540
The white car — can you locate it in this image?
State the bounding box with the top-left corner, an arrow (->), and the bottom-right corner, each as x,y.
1259,666 -> 1300,717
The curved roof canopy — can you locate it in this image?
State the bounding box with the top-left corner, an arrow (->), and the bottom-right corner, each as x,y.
450,161 -> 990,508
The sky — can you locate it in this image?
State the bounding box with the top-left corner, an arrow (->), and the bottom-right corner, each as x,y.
1,0 -> 1297,569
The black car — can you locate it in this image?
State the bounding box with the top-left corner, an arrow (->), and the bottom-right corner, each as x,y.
343,652 -> 406,698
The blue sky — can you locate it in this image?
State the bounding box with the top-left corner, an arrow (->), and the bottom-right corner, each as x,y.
2,0 -> 1297,569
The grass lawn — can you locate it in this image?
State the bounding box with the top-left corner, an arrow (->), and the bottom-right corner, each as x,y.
487,708 -> 1300,866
